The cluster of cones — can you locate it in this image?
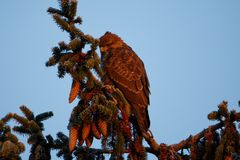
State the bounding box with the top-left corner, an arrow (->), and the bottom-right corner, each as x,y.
69,119 -> 108,152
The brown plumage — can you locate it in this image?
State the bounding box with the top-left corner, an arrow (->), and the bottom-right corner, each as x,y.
99,32 -> 150,134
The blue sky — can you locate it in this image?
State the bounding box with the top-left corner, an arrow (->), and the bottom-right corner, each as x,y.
1,0 -> 240,159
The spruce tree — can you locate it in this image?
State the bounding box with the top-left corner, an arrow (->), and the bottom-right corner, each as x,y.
1,0 -> 240,159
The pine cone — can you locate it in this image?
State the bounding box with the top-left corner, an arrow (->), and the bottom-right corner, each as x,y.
69,79 -> 80,103
98,119 -> 107,137
82,123 -> 91,140
91,122 -> 101,139
85,134 -> 93,148
78,139 -> 84,146
69,126 -> 78,152
76,125 -> 84,146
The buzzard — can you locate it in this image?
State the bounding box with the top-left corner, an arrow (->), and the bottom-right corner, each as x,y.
99,32 -> 150,135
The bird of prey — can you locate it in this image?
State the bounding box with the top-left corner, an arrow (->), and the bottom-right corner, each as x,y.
99,32 -> 150,135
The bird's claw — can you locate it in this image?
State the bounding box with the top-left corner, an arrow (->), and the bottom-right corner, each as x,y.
147,129 -> 154,138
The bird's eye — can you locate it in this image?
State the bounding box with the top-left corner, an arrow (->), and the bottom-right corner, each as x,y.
100,47 -> 107,53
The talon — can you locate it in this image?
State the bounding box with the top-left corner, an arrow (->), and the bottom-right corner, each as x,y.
147,129 -> 153,138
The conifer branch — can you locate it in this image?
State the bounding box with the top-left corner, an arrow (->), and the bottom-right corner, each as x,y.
47,7 -> 64,16
0,113 -> 25,159
45,1 -> 240,159
53,13 -> 70,32
68,0 -> 77,20
170,122 -> 223,151
2,0 -> 239,159
20,105 -> 34,120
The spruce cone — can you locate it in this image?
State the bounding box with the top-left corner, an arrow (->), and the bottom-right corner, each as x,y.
69,126 -> 78,152
78,139 -> 84,146
92,122 -> 101,139
85,134 -> 93,148
82,123 -> 91,140
98,120 -> 107,137
69,79 -> 80,103
77,126 -> 84,146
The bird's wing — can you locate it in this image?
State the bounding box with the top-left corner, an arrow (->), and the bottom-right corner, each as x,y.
104,47 -> 150,107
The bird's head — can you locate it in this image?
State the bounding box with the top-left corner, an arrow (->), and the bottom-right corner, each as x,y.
99,32 -> 124,54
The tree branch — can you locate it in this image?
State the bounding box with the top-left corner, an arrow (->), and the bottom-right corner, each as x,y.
170,121 -> 223,151
142,121 -> 224,158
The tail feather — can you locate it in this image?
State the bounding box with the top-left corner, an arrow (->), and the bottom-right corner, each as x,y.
131,104 -> 150,135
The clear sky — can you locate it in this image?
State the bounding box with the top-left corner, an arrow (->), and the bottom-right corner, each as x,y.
0,0 -> 240,159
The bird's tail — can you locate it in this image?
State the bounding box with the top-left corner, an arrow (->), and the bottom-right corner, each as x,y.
131,104 -> 150,135
128,104 -> 150,160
